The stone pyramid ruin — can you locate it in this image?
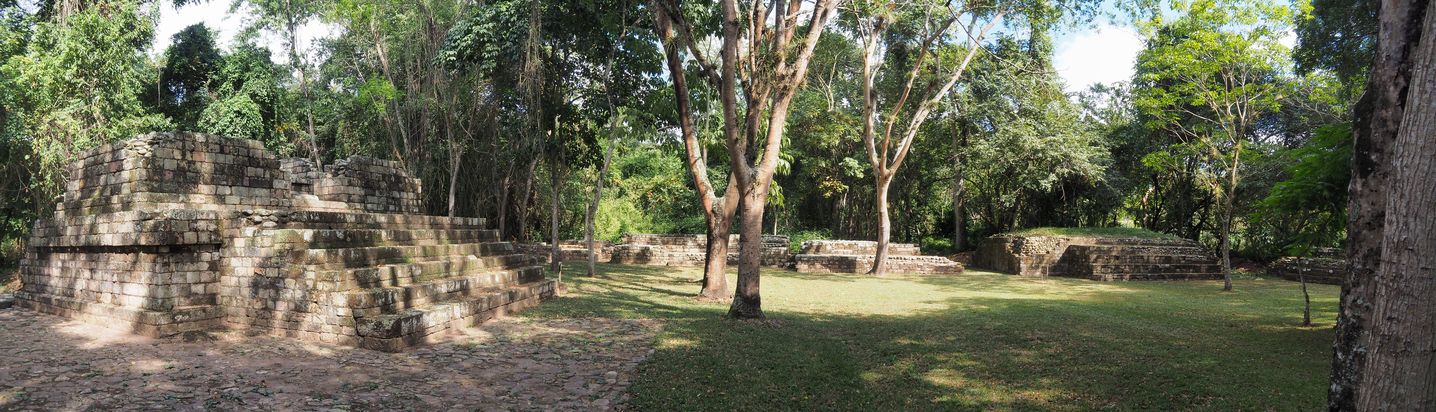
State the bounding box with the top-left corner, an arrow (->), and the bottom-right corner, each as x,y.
15,132 -> 554,351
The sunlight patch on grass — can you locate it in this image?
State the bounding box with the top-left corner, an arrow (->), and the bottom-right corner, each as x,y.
528,263 -> 1339,410
658,336 -> 698,349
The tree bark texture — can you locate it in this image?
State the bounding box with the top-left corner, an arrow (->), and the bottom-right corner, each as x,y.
1347,1 -> 1436,408
550,164 -> 563,274
870,174 -> 893,275
1329,0 -> 1429,408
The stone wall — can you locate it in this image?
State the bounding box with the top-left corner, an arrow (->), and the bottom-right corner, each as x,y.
974,234 -> 1222,281
798,240 -> 920,256
314,156 -> 423,214
17,132 -> 551,351
972,235 -> 1069,276
792,240 -> 962,275
1269,256 -> 1344,285
608,234 -> 791,267
517,240 -> 614,263
56,133 -> 292,217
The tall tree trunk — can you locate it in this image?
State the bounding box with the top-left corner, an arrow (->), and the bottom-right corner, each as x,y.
1329,0 -> 1430,408
728,191 -> 766,318
953,171 -> 966,251
585,140 -> 614,277
870,173 -> 892,275
448,150 -> 460,217
515,158 -> 538,242
549,163 -> 563,273
1347,2 -> 1436,407
1218,194 -> 1235,292
497,170 -> 512,240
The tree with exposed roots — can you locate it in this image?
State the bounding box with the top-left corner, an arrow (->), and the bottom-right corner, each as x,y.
656,0 -> 839,317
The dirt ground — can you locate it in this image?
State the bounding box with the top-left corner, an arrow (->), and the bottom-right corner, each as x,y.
0,308 -> 660,411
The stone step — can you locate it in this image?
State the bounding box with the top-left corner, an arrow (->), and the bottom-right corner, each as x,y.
302,242 -> 517,269
1085,272 -> 1225,281
239,210 -> 488,231
355,279 -> 557,351
342,266 -> 545,316
1074,254 -> 1218,264
279,228 -> 499,249
1077,263 -> 1224,274
1068,245 -> 1213,256
314,254 -> 535,290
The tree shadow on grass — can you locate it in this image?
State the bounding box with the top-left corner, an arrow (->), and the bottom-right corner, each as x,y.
534,263 -> 1338,411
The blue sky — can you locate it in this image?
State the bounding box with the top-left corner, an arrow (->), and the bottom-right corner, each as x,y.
153,2 -> 1150,94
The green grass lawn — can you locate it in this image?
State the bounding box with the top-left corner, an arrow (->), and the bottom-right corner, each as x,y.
525,264 -> 1338,411
1004,227 -> 1181,240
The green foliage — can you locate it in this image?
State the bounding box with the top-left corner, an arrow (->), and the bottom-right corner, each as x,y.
918,236 -> 952,255
956,37 -> 1111,234
157,23 -> 222,129
198,94 -> 265,141
593,197 -> 648,242
1243,123 -> 1350,259
1293,0 -> 1374,84
4,0 -> 171,203
787,229 -> 833,254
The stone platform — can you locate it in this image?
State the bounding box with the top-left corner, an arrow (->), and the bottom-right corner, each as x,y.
974,234 -> 1222,281
608,233 -> 791,267
16,132 -> 553,351
1269,248 -> 1344,285
792,240 -> 963,275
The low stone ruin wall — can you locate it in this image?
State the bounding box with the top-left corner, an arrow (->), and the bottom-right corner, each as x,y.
792,240 -> 962,275
1269,256 -> 1344,285
974,234 -> 1222,281
517,240 -> 614,263
608,234 -> 791,267
315,156 -> 422,214
798,240 -> 919,256
56,133 -> 293,217
17,132 -> 551,351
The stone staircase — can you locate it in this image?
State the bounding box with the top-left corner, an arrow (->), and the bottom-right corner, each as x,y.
222,211 -> 555,352
1052,241 -> 1223,281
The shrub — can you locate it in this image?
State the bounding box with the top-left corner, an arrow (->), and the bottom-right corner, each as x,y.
788,229 -> 832,253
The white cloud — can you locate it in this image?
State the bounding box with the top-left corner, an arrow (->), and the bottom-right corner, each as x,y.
1052,24 -> 1145,93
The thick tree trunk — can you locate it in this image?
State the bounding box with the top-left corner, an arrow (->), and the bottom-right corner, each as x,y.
870,174 -> 892,276
700,215 -> 733,300
1328,0 -> 1426,407
549,164 -> 562,274
1349,4 -> 1436,407
728,192 -> 766,319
